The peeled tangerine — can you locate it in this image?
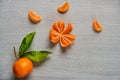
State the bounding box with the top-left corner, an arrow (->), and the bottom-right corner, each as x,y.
50,21 -> 76,47
28,10 -> 42,23
57,1 -> 70,13
93,19 -> 103,32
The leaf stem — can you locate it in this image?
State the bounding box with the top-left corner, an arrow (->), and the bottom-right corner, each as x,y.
13,47 -> 19,59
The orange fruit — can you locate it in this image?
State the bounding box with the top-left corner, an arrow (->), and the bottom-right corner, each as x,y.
50,21 -> 76,47
13,58 -> 33,78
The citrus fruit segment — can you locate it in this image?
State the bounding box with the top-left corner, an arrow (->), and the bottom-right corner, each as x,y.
28,10 -> 42,23
93,19 -> 103,32
57,1 -> 70,13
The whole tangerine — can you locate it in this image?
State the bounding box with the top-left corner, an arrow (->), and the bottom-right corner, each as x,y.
13,58 -> 33,78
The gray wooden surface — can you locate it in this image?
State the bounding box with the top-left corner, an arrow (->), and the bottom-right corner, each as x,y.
0,0 -> 120,80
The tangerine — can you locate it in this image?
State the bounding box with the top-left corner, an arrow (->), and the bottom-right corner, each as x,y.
13,58 -> 33,78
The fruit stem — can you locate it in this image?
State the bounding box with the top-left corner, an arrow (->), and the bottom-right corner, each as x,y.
13,47 -> 19,59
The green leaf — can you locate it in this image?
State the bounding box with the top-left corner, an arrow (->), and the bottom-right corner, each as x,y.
22,51 -> 52,63
19,32 -> 36,56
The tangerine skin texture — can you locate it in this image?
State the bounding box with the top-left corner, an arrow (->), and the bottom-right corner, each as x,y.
13,58 -> 33,78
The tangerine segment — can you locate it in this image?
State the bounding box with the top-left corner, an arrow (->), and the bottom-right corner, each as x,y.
63,23 -> 73,34
13,58 -> 33,78
93,19 -> 103,32
28,10 -> 42,23
53,21 -> 65,33
63,34 -> 76,41
57,1 -> 70,13
60,34 -> 76,47
50,29 -> 60,43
